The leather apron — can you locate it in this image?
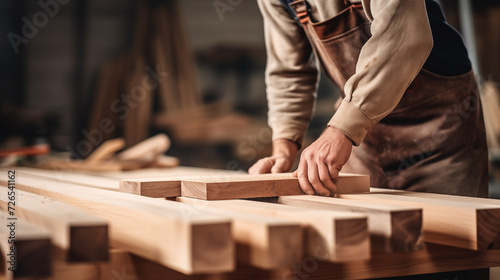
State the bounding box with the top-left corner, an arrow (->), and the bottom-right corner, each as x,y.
290,0 -> 489,197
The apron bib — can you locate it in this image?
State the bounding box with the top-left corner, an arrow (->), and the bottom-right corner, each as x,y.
290,0 -> 488,197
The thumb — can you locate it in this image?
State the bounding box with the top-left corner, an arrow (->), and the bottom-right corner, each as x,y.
271,158 -> 290,173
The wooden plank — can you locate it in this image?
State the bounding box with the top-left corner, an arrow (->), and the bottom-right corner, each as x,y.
118,168 -> 246,197
279,195 -> 423,252
35,158 -> 123,172
13,167 -> 119,191
177,197 -> 303,269
0,172 -> 233,274
370,187 -> 500,205
181,173 -> 369,200
0,212 -> 51,279
340,192 -> 500,250
181,174 -> 301,200
85,138 -> 125,162
145,155 -> 180,168
0,187 -> 108,262
178,197 -> 370,262
116,133 -> 171,162
93,166 -> 244,179
120,177 -> 182,197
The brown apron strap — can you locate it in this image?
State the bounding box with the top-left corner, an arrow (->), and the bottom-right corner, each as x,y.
289,0 -> 311,24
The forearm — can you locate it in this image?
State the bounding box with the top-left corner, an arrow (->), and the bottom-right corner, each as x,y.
258,0 -> 319,147
329,0 -> 433,145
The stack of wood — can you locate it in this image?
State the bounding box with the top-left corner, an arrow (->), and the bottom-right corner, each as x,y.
87,0 -> 200,148
34,134 -> 179,172
1,167 -> 500,279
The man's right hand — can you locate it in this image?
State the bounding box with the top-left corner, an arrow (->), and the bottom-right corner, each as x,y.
248,139 -> 298,174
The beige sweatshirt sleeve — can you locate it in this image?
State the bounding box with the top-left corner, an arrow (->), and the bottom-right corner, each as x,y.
259,0 -> 433,147
257,0 -> 319,147
329,0 -> 433,145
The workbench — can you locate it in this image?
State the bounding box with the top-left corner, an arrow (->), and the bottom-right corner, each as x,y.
0,166 -> 499,280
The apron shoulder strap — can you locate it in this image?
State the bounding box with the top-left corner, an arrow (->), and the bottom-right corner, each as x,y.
278,0 -> 302,25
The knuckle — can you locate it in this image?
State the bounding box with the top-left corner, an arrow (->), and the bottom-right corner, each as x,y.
317,189 -> 331,196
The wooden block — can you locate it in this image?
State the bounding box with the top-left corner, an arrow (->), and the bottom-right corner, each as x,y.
0,172 -> 233,274
179,198 -> 370,262
181,174 -> 302,200
118,168 -> 247,198
177,197 -> 303,269
181,173 -> 368,200
0,212 -> 51,279
0,187 -> 109,262
340,192 -> 500,250
120,177 -> 182,197
279,195 -> 423,252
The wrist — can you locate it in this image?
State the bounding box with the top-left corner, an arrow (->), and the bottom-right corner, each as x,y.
326,126 -> 355,146
272,139 -> 298,158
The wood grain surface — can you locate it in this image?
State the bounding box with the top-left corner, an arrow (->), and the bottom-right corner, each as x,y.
279,195 -> 424,252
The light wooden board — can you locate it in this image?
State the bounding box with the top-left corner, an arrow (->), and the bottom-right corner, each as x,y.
118,168 -> 246,197
181,173 -> 369,200
12,167 -> 119,191
0,187 -> 109,262
0,171 -> 233,275
35,158 -> 123,172
279,195 -> 424,252
178,197 -> 370,262
92,166 -> 245,179
340,192 -> 500,250
120,177 -> 183,197
370,187 -> 500,205
116,133 -> 170,162
177,197 -> 303,269
86,138 -> 125,163
0,212 -> 51,279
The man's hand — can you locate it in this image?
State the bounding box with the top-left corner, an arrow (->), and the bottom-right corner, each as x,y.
292,127 -> 352,196
249,139 -> 298,174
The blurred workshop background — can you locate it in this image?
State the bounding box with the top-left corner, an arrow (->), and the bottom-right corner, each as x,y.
1,0 -> 500,197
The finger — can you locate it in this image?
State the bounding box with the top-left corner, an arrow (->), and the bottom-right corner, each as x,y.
308,162 -> 332,197
271,157 -> 289,173
297,160 -> 314,195
249,158 -> 274,174
292,170 -> 298,177
328,165 -> 341,193
318,163 -> 337,194
328,165 -> 341,181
